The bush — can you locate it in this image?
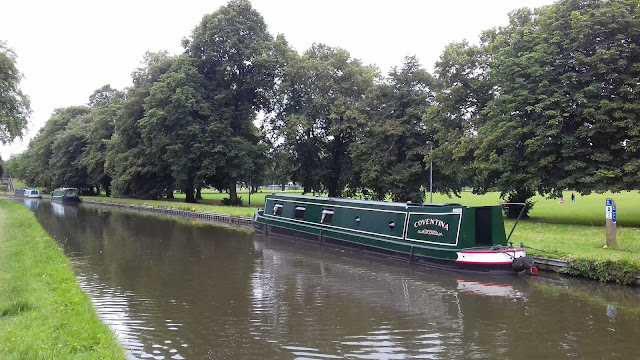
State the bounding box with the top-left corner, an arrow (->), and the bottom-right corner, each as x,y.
560,258 -> 640,285
221,196 -> 243,206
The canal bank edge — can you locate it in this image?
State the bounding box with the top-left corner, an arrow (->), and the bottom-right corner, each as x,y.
0,199 -> 126,359
81,198 -> 254,228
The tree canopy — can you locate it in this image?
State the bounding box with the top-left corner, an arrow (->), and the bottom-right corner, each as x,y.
0,41 -> 31,144
14,0 -> 640,210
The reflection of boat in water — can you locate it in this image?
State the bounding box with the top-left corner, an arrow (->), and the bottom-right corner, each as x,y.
254,194 -> 535,273
252,235 -> 529,321
457,279 -> 525,299
22,198 -> 40,211
51,201 -> 67,216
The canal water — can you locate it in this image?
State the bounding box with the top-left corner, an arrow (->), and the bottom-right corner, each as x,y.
20,199 -> 640,359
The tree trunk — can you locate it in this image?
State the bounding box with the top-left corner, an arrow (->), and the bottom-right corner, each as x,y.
185,187 -> 196,203
229,180 -> 237,203
166,189 -> 174,199
505,187 -> 534,218
281,183 -> 286,192
196,187 -> 202,200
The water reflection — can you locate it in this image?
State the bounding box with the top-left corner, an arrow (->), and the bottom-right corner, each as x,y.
17,198 -> 640,359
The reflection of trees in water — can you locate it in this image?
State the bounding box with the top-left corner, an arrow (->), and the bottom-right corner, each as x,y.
32,202 -> 258,359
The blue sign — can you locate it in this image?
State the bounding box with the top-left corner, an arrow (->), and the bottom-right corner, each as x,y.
606,199 -> 612,206
613,206 -> 617,223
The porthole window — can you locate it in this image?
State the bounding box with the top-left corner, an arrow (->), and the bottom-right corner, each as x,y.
294,205 -> 306,220
273,203 -> 283,216
388,221 -> 395,231
354,216 -> 361,226
321,208 -> 334,224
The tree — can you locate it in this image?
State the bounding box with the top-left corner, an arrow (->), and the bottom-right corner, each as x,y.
88,84 -> 118,108
82,86 -> 123,196
49,111 -> 93,192
352,56 -> 435,203
0,41 -> 31,144
271,44 -> 375,196
3,153 -> 22,178
21,106 -> 91,191
475,0 -> 640,215
425,40 -> 496,196
106,51 -> 176,199
185,0 -> 275,204
140,55 -> 211,203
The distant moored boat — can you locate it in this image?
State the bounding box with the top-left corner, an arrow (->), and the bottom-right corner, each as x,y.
51,187 -> 81,203
26,189 -> 41,198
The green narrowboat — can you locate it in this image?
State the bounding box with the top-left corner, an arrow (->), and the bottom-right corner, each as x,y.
253,194 -> 534,273
51,187 -> 81,203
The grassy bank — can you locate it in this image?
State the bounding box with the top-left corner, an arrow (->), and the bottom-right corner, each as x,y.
0,200 -> 126,359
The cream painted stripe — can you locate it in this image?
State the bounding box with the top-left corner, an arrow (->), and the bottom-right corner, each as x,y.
263,213 -> 406,240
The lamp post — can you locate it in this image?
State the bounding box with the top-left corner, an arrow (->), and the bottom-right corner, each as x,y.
427,141 -> 433,203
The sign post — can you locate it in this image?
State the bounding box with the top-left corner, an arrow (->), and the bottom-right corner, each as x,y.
605,198 -> 617,247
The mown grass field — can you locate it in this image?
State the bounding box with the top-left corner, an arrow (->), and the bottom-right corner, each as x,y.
0,200 -> 125,359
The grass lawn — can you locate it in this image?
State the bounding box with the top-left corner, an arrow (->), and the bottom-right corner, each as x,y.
0,200 -> 126,359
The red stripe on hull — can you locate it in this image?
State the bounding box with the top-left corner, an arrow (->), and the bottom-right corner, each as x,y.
459,249 -> 525,254
455,261 -> 513,265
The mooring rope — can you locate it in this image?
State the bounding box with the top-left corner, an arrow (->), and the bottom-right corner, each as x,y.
519,243 -> 563,258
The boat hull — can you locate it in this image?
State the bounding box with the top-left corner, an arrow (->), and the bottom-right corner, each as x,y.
253,218 -> 524,274
51,196 -> 81,203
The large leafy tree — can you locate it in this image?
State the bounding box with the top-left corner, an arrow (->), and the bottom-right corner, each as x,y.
184,0 -> 275,204
49,111 -> 93,192
106,51 -> 176,199
140,55 -> 211,203
476,0 -> 640,214
0,41 -> 31,143
21,106 -> 91,191
82,85 -> 122,196
272,44 -> 375,196
425,40 -> 495,195
3,153 -> 22,178
352,56 -> 435,203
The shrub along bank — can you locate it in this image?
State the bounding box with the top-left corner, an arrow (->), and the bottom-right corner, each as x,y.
0,200 -> 125,359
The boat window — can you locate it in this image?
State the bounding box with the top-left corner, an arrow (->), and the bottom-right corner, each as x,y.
273,203 -> 283,216
354,216 -> 361,226
321,209 -> 334,224
388,221 -> 395,231
294,205 -> 306,220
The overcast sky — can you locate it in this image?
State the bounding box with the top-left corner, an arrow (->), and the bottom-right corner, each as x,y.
0,0 -> 556,159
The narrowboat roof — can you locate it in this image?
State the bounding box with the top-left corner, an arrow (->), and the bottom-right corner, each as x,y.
265,193 -> 464,209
